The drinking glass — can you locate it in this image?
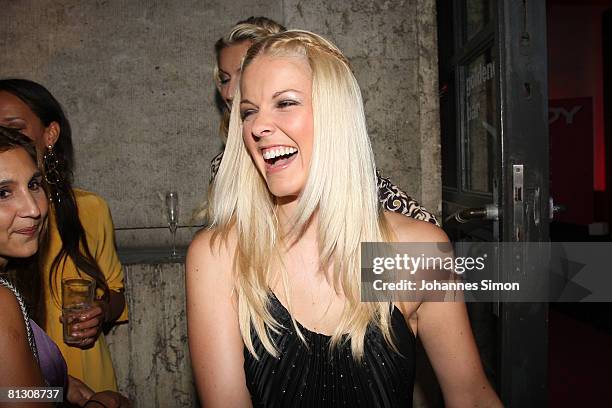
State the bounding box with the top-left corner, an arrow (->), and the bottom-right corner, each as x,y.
62,278 -> 95,345
165,191 -> 179,258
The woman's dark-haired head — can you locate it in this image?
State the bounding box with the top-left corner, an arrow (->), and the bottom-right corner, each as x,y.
0,79 -> 74,179
0,125 -> 47,324
0,124 -> 38,162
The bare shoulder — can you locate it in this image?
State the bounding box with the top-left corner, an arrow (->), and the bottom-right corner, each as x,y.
384,211 -> 449,243
0,286 -> 28,349
187,227 -> 236,265
0,285 -> 22,319
186,227 -> 237,292
382,213 -> 449,321
0,287 -> 49,389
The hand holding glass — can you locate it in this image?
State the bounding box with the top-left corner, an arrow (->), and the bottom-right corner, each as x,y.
62,278 -> 95,345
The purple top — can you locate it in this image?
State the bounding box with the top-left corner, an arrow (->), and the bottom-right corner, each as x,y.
30,319 -> 68,388
0,277 -> 67,388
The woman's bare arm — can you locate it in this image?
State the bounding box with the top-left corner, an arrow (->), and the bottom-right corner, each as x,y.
186,229 -> 252,408
417,299 -> 502,407
388,214 -> 502,407
0,287 -> 53,408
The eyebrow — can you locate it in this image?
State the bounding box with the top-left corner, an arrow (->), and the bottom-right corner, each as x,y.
0,171 -> 42,186
240,89 -> 304,106
273,89 -> 303,98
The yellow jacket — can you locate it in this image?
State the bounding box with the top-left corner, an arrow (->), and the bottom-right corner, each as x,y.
42,189 -> 127,392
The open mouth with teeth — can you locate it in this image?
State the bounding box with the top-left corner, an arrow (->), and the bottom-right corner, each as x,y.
262,146 -> 298,170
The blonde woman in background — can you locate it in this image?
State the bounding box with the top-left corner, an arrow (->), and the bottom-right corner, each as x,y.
187,30 -> 501,407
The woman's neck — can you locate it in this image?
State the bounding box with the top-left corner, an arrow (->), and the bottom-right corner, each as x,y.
276,196 -> 319,244
275,195 -> 298,221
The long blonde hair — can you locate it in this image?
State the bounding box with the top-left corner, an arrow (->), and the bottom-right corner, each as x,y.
208,30 -> 396,360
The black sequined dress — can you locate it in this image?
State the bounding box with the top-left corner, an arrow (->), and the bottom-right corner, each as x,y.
244,293 -> 416,407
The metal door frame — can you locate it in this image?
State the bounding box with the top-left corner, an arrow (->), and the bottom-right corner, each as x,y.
439,1 -> 549,405
496,1 -> 549,406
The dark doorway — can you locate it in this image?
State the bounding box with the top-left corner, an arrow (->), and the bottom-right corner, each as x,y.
547,1 -> 612,407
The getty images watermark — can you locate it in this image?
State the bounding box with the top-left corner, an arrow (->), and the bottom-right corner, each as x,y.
361,242 -> 612,302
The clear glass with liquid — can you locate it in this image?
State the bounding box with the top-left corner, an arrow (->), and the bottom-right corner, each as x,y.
61,278 -> 94,345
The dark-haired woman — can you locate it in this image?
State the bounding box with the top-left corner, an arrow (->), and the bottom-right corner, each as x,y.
0,126 -> 129,407
0,79 -> 127,392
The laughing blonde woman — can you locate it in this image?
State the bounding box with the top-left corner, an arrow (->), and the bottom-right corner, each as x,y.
187,30 -> 500,407
208,17 -> 438,225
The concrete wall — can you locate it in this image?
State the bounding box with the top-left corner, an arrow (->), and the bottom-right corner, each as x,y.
106,262 -> 194,408
1,0 -> 440,248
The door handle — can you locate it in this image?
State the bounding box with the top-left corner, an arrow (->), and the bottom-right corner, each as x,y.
445,205 -> 499,224
549,197 -> 566,220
